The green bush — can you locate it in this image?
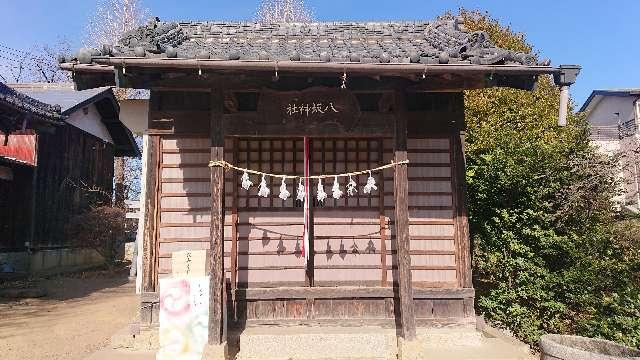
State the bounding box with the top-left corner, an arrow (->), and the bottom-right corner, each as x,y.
461,9 -> 640,349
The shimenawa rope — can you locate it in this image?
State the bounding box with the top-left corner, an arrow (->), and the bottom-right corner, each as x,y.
208,160 -> 409,180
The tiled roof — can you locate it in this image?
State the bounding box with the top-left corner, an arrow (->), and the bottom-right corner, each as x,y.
0,82 -> 66,124
10,83 -> 114,114
73,17 -> 544,67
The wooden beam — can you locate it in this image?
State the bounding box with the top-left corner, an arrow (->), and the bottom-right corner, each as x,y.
142,135 -> 160,292
452,132 -> 473,288
208,88 -> 226,345
236,287 -> 475,300
393,90 -> 416,340
137,287 -> 476,303
78,58 -> 561,77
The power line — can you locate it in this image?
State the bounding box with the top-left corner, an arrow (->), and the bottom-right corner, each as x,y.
0,55 -> 41,74
0,50 -> 30,64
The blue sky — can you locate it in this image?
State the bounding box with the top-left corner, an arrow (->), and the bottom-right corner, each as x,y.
0,0 -> 638,107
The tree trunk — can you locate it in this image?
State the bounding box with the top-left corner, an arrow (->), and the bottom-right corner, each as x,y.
114,157 -> 125,207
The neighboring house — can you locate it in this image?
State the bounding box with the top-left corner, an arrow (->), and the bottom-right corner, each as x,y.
580,89 -> 640,212
0,82 -> 139,273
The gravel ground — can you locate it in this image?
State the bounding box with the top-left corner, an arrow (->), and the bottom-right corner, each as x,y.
0,266 -> 138,360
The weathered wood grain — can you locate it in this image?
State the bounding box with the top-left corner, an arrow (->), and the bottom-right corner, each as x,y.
452,132 -> 473,289
142,136 -> 160,292
208,89 -> 226,345
393,90 -> 416,340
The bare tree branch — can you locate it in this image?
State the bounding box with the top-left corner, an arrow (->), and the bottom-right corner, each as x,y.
28,39 -> 72,83
256,0 -> 314,24
83,0 -> 150,48
83,0 -> 149,203
0,40 -> 71,83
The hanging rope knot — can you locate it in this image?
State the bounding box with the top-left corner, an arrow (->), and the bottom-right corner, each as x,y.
208,160 -> 231,168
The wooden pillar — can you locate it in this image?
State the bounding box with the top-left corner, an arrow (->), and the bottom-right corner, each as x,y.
452,132 -> 473,288
304,137 -> 314,287
379,139 -> 388,286
142,135 -> 160,293
393,90 -> 416,340
230,138 -> 239,321
208,89 -> 226,345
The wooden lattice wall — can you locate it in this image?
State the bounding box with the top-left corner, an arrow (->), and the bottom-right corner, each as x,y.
153,135 -> 461,289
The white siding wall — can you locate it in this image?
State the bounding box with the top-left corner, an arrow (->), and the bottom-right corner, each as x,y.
65,103 -> 114,143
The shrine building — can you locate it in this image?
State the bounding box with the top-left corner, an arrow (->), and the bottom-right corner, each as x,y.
62,16 -> 579,358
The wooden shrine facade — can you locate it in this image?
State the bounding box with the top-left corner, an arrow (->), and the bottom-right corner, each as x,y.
134,76 -> 474,341
61,17 -> 580,346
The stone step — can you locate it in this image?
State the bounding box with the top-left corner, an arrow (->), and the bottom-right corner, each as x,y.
236,325 -> 484,360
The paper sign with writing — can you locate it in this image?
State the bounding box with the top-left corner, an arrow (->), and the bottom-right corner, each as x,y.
171,250 -> 210,278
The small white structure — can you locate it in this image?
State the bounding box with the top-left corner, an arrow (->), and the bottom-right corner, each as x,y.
119,92 -> 150,293
581,89 -> 640,212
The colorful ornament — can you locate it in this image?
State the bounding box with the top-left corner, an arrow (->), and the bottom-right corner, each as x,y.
258,175 -> 270,198
331,176 -> 343,199
316,179 -> 327,203
363,171 -> 377,194
347,175 -> 357,196
279,178 -> 290,201
296,178 -> 306,202
241,171 -> 252,190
